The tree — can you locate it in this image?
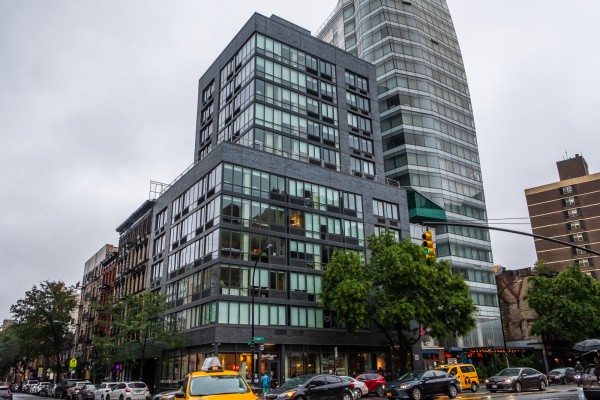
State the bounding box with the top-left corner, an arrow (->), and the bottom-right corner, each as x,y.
528,264 -> 600,346
10,280 -> 77,381
0,328 -> 19,379
322,231 -> 476,372
94,291 -> 184,379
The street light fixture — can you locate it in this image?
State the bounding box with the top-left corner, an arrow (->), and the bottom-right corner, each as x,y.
497,279 -> 522,368
251,243 -> 272,385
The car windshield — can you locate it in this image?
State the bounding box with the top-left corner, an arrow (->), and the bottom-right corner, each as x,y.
496,368 -> 521,376
398,371 -> 425,382
189,376 -> 249,396
549,369 -> 564,374
279,376 -> 313,389
85,386 -> 97,390
0,389 -> 9,394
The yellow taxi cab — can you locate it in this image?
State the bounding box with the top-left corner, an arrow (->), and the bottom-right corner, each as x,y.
435,363 -> 480,392
175,357 -> 258,400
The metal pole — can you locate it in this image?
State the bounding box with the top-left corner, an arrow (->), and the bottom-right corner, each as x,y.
251,244 -> 271,386
497,279 -> 522,368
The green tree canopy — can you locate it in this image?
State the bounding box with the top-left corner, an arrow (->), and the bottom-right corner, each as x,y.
9,280 -> 77,381
528,264 -> 600,345
93,291 -> 184,379
322,231 -> 476,371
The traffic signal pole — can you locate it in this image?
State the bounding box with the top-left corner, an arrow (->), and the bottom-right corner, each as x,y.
422,221 -> 600,256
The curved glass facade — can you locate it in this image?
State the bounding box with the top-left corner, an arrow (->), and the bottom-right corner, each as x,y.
318,0 -> 501,348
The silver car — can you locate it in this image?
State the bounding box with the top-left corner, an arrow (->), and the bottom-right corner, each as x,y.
340,376 -> 368,399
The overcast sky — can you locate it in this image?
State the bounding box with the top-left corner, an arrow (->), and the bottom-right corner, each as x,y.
2,0 -> 599,322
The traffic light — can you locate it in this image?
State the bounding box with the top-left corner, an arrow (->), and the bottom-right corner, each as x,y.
422,230 -> 435,259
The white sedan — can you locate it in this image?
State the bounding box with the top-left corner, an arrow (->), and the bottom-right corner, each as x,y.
341,376 -> 368,399
94,382 -> 118,400
107,382 -> 149,400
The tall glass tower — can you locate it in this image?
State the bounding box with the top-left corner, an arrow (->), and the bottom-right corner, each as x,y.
318,0 -> 502,349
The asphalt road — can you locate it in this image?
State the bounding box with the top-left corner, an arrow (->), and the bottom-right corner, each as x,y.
11,384 -> 586,400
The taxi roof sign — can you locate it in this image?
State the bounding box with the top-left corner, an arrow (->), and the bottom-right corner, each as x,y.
201,357 -> 223,372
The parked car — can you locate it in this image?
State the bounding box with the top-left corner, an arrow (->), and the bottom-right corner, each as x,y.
485,367 -> 548,393
0,385 -> 12,400
354,373 -> 386,397
340,376 -> 367,399
56,380 -> 82,399
35,383 -> 53,396
384,370 -> 460,400
150,391 -> 178,400
264,374 -> 352,400
9,384 -> 18,393
66,381 -> 93,400
41,384 -> 58,397
94,383 -> 118,400
23,380 -> 39,394
77,385 -> 97,400
546,367 -> 577,384
435,363 -> 480,392
107,382 -> 150,400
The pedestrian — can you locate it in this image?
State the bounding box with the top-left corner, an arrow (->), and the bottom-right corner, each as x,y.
595,351 -> 600,383
261,372 -> 271,394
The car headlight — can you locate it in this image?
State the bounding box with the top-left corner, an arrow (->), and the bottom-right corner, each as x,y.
398,385 -> 411,389
485,379 -> 489,383
503,379 -> 512,383
280,391 -> 296,398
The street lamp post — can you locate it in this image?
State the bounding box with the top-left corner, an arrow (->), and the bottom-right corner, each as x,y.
251,244 -> 271,385
497,279 -> 522,368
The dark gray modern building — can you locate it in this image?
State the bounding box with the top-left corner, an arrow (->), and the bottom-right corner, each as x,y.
317,0 -> 501,350
149,13 -> 418,386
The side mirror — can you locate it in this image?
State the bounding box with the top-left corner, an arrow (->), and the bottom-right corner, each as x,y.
308,384 -> 317,390
174,392 -> 185,399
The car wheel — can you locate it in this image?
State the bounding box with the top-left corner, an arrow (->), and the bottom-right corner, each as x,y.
410,387 -> 422,400
515,382 -> 522,392
539,380 -> 547,391
354,389 -> 361,399
376,386 -> 384,397
119,395 -> 124,400
342,391 -> 353,400
470,383 -> 478,393
447,384 -> 458,399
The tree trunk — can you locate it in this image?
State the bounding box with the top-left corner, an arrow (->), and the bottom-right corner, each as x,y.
371,318 -> 404,361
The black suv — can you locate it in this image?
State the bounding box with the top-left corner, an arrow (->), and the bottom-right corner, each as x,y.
55,380 -> 80,399
264,375 -> 353,400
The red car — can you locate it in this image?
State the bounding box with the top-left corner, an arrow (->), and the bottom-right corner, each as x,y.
355,373 -> 386,397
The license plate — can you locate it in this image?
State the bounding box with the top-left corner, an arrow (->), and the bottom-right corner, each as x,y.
386,393 -> 392,397
491,385 -> 497,388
